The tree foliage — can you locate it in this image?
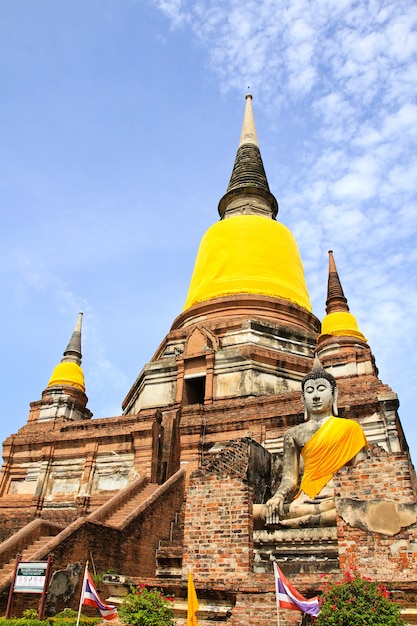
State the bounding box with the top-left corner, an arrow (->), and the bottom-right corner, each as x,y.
316,570 -> 404,626
118,585 -> 175,626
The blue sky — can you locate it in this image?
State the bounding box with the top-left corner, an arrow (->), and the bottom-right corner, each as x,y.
1,0 -> 416,464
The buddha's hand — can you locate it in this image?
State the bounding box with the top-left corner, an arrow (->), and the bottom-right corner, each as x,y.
262,493 -> 285,519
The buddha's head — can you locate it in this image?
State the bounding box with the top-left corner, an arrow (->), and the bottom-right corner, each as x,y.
301,357 -> 338,420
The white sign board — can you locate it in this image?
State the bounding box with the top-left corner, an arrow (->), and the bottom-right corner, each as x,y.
14,562 -> 48,594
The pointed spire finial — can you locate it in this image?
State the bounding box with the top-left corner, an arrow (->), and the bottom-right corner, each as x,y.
320,251 -> 367,343
326,251 -> 349,314
238,93 -> 259,148
218,94 -> 278,219
46,312 -> 86,392
61,312 -> 83,365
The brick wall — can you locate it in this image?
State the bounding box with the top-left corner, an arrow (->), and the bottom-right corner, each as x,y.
335,446 -> 417,580
183,439 -> 254,585
183,473 -> 252,584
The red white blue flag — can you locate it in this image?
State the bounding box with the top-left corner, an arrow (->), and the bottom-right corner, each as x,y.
273,562 -> 320,617
81,566 -> 118,621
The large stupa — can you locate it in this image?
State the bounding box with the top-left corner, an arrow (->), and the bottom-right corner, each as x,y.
0,95 -> 415,625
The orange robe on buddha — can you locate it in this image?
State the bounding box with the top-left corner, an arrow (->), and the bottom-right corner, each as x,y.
298,417 -> 368,499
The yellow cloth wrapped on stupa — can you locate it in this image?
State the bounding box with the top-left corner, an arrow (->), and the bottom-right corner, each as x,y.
47,362 -> 85,392
183,215 -> 312,312
321,311 -> 367,342
298,416 -> 369,499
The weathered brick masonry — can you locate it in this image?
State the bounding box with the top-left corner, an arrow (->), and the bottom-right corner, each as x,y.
335,447 -> 417,580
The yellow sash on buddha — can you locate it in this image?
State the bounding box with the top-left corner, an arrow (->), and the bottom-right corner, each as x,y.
299,417 -> 368,499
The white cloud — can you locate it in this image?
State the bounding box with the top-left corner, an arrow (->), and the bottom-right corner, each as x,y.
332,173 -> 375,199
386,14 -> 417,62
382,103 -> 417,138
153,0 -> 189,27
387,162 -> 417,193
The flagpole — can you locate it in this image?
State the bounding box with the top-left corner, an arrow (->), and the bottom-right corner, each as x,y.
273,562 -> 280,626
76,561 -> 88,626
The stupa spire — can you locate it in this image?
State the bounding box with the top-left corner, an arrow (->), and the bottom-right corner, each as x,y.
182,95 -> 312,313
326,250 -> 349,314
62,311 -> 83,365
30,311 -> 92,423
238,92 -> 259,147
320,251 -> 367,343
47,312 -> 86,392
218,94 -> 278,220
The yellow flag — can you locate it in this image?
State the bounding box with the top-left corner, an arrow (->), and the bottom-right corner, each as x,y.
187,571 -> 199,626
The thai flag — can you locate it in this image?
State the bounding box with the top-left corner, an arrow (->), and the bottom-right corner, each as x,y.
82,567 -> 118,621
273,562 -> 320,617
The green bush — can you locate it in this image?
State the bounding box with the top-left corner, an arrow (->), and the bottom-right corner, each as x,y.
49,618 -> 100,626
51,610 -> 79,619
316,570 -> 405,626
118,585 -> 174,626
0,620 -> 44,626
0,613 -> 100,626
49,608 -> 100,626
23,611 -> 39,620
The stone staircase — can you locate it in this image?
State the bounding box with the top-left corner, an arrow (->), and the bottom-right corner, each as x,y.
0,535 -> 53,584
0,477 -> 157,586
0,520 -> 65,590
0,469 -> 186,594
101,483 -> 160,527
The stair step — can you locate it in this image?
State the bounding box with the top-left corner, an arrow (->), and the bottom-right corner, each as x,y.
104,484 -> 159,527
21,536 -> 53,557
0,535 -> 55,587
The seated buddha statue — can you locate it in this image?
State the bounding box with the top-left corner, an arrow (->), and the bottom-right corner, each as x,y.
256,357 -> 369,528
